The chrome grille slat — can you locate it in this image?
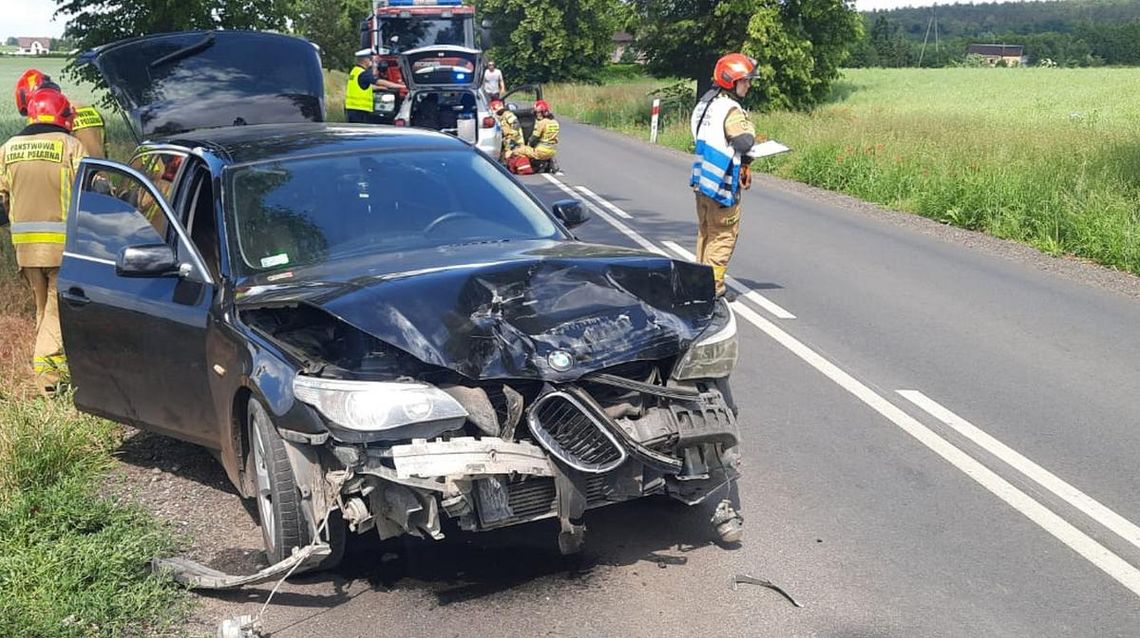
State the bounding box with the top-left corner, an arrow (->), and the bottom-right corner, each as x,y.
527,390 -> 627,474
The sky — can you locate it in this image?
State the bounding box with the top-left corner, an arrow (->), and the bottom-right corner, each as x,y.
2,0 -> 1038,40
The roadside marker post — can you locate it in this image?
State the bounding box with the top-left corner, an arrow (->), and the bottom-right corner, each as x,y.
650,98 -> 660,144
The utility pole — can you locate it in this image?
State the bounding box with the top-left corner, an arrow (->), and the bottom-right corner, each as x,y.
919,3 -> 939,66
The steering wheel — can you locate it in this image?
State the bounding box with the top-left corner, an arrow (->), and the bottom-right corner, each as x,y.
424,211 -> 478,236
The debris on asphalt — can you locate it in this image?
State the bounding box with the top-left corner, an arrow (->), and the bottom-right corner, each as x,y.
731,574 -> 804,608
216,614 -> 262,638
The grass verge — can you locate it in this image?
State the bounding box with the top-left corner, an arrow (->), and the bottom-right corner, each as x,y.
548,67 -> 1140,276
0,396 -> 188,637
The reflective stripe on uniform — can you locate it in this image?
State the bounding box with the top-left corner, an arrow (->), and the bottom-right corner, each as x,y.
10,221 -> 65,234
11,221 -> 66,245
12,232 -> 65,244
60,166 -> 71,219
34,354 -> 68,373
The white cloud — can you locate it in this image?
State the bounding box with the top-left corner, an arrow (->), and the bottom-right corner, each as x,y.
1,0 -> 67,39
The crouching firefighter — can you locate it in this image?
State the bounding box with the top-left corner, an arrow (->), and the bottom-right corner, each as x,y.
520,99 -> 559,172
0,89 -> 88,393
690,53 -> 763,299
491,98 -> 523,162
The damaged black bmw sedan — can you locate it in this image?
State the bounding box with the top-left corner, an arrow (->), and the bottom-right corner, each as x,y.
60,31 -> 743,582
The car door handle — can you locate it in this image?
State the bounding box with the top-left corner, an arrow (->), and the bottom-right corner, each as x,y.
60,288 -> 90,307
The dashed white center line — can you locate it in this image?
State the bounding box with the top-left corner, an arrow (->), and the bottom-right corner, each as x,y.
540,171 -> 1140,599
899,390 -> 1140,551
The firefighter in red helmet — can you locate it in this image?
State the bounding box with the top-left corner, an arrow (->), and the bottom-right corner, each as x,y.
0,88 -> 89,392
490,98 -> 523,161
518,99 -> 559,172
15,68 -> 107,158
689,53 -> 765,299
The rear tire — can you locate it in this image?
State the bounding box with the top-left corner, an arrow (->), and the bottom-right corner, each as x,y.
248,398 -> 344,570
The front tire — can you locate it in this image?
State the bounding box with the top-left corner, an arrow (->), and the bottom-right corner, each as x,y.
248,398 -> 344,570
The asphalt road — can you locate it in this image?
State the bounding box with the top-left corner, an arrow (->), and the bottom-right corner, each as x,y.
200,122 -> 1140,637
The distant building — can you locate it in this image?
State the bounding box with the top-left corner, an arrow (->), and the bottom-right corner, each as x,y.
966,44 -> 1027,67
14,37 -> 52,56
611,32 -> 643,64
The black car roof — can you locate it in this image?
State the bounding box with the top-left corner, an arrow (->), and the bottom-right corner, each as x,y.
156,122 -> 470,165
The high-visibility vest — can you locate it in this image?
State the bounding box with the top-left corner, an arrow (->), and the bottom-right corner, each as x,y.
345,66 -> 373,113
690,92 -> 743,207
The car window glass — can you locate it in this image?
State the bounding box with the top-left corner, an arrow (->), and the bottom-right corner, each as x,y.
72,166 -> 171,262
386,18 -> 467,52
128,152 -> 185,238
228,149 -> 560,274
187,170 -> 221,280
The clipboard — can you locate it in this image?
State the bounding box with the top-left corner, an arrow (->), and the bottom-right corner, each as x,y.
747,140 -> 791,159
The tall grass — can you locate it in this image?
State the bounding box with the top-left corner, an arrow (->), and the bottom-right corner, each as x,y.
550,67 -> 1140,275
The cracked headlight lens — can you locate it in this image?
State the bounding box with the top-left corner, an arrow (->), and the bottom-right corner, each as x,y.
671,298 -> 738,380
292,376 -> 468,433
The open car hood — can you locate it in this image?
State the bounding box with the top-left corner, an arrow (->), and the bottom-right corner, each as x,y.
79,31 -> 326,139
235,241 -> 717,382
397,45 -> 482,90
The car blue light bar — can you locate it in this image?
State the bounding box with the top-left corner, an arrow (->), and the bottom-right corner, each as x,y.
385,0 -> 463,6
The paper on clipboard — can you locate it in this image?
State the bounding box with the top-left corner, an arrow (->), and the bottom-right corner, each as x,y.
747,140 -> 791,159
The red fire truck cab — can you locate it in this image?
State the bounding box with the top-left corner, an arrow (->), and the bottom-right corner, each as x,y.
360,0 -> 481,95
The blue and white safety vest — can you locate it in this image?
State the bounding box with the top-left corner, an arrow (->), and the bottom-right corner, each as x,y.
690,92 -> 743,207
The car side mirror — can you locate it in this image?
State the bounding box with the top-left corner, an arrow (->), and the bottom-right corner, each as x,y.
552,199 -> 590,229
506,102 -> 518,112
116,244 -> 181,278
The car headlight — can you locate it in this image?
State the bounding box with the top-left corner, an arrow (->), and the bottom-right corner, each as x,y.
671,298 -> 738,380
292,376 -> 468,435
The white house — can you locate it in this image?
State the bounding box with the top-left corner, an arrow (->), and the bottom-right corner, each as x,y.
15,37 -> 52,56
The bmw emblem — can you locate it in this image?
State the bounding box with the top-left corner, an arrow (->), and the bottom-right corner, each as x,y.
548,350 -> 574,371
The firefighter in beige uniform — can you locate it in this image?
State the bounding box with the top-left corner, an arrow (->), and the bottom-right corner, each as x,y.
0,90 -> 87,391
16,69 -> 107,158
690,53 -> 763,298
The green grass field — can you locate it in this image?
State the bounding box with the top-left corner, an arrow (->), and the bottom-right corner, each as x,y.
549,67 -> 1140,276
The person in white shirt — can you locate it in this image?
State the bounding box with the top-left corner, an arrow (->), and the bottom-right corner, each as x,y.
481,60 -> 505,100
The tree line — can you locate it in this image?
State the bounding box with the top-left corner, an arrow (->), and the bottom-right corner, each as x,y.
847,0 -> 1140,67
51,0 -> 860,111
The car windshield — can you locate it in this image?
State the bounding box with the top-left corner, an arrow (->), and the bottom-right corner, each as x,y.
385,18 -> 467,52
228,149 -> 561,274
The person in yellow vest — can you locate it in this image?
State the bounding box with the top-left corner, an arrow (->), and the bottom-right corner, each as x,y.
345,49 -> 405,124
15,69 -> 106,158
490,98 -> 523,161
519,100 -> 559,171
0,90 -> 88,392
689,53 -> 762,300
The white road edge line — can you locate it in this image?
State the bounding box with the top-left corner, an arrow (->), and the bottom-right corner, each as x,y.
898,390 -> 1140,551
661,241 -> 797,320
540,173 -> 666,255
548,171 -> 1140,598
575,186 -> 633,219
727,302 -> 1140,598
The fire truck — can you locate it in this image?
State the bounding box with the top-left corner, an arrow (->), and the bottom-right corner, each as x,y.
360,0 -> 488,119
